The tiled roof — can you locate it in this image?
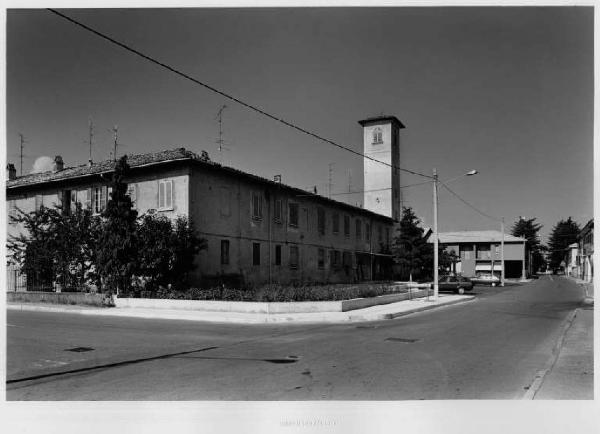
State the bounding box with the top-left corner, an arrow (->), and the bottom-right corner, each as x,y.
6,148 -> 203,189
429,230 -> 526,243
6,147 -> 393,221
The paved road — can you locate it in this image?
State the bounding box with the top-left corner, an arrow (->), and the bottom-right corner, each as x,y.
6,276 -> 590,400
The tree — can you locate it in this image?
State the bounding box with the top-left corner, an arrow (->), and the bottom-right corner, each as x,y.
8,206 -> 58,290
511,217 -> 544,274
8,203 -> 99,291
548,217 -> 580,271
95,156 -> 138,295
392,207 -> 433,281
137,213 -> 206,292
170,216 -> 206,287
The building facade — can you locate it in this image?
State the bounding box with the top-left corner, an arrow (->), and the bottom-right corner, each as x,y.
577,219 -> 593,282
7,117 -> 404,290
429,231 -> 527,279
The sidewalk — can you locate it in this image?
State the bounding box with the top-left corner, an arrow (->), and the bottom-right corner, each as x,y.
568,276 -> 594,305
534,307 -> 594,399
7,293 -> 475,324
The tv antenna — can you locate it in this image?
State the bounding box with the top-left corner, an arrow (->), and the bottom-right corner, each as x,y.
215,105 -> 230,163
18,133 -> 27,176
82,118 -> 95,164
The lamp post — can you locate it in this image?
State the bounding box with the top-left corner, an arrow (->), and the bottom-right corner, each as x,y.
433,169 -> 479,301
501,217 -> 505,286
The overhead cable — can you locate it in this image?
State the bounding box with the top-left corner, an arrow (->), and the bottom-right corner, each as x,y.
47,9 -> 434,180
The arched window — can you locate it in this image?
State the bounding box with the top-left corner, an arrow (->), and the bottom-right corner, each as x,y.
372,128 -> 383,144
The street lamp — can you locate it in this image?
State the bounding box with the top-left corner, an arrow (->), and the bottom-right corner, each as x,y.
432,169 -> 479,301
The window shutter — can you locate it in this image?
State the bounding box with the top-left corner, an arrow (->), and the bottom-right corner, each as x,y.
166,181 -> 173,208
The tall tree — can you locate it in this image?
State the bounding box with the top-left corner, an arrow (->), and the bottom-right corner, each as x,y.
392,207 -> 433,281
95,156 -> 138,295
511,217 -> 544,273
548,217 -> 580,271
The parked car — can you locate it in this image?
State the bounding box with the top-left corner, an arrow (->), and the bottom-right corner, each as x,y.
434,275 -> 474,294
471,272 -> 500,287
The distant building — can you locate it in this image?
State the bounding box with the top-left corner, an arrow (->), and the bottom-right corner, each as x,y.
6,117 -> 405,290
565,243 -> 579,277
577,219 -> 593,282
428,230 -> 527,279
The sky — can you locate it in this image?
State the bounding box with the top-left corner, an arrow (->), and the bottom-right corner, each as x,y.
5,6 -> 594,242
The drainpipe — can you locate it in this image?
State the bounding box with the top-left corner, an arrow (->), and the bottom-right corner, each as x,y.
268,189 -> 272,289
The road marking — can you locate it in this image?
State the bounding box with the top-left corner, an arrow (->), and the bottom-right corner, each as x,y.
521,308 -> 578,399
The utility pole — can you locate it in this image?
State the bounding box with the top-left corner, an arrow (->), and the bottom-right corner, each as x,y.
18,133 -> 26,176
432,168 -> 439,301
216,105 -> 227,163
501,217 -> 505,286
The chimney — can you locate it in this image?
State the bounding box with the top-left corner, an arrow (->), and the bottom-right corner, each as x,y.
7,163 -> 16,180
53,156 -> 64,172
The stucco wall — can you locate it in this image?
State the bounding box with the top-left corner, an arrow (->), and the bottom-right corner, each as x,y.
189,166 -> 393,287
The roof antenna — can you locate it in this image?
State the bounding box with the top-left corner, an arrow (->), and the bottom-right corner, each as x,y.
18,133 -> 27,176
216,105 -> 229,164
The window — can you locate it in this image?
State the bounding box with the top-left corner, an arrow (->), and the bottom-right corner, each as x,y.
330,250 -> 341,268
253,243 -> 261,266
318,248 -> 325,269
221,240 -> 230,265
365,223 -> 371,241
274,199 -> 283,223
289,203 -> 299,227
251,191 -> 262,220
332,213 -> 340,234
477,245 -> 491,260
372,127 -> 383,144
289,245 -> 299,269
494,245 -> 500,255
461,245 -> 473,260
344,215 -> 350,237
94,187 -> 107,214
78,189 -> 91,210
343,251 -> 352,267
158,180 -> 173,210
275,245 -> 282,266
378,225 -> 383,242
356,219 -> 362,239
317,207 -> 325,235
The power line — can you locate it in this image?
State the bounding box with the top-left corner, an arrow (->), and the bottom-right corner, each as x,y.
330,180 -> 432,196
47,8 -> 434,180
440,182 -> 500,223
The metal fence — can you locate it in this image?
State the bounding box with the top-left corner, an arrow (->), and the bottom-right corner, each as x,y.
6,265 -> 57,292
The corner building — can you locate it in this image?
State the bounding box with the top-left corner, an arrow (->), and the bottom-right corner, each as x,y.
7,117 -> 405,289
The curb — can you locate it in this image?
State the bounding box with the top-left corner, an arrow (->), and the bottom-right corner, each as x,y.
7,295 -> 476,324
381,296 -> 476,320
522,308 -> 578,400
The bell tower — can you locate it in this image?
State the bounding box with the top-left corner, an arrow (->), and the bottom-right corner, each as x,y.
358,115 -> 404,220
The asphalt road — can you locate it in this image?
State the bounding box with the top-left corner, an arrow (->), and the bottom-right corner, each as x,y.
6,276 -> 589,400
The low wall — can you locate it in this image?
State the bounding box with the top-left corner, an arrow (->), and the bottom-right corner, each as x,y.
115,286 -> 430,314
7,291 -> 108,307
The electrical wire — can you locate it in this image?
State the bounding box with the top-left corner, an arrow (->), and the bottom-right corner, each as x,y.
47,9 -> 434,180
329,180 -> 432,196
440,182 -> 500,223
